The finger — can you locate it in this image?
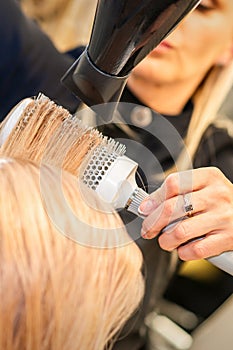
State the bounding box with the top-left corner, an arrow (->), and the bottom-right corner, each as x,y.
158,212 -> 229,252
177,231 -> 233,261
139,172 -> 193,215
141,191 -> 204,238
139,167 -> 224,216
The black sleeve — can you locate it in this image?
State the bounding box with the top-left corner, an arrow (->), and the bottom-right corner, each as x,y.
194,124 -> 233,183
0,0 -> 82,121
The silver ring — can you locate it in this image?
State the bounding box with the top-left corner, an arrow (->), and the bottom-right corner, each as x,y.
183,194 -> 194,217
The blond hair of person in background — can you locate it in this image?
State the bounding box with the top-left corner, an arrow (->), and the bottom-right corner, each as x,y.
0,157 -> 144,350
20,0 -> 97,51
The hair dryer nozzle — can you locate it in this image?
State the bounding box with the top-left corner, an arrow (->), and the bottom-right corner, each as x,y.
61,49 -> 128,116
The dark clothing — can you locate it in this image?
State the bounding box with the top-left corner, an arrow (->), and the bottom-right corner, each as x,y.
118,87 -> 233,183
0,0 -> 81,121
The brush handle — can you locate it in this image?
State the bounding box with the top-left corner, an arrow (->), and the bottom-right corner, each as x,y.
208,252 -> 233,276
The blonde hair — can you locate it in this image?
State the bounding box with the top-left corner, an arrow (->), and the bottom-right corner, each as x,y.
0,95 -> 103,175
0,96 -> 70,162
170,61 -> 233,172
0,157 -> 144,350
20,0 -> 97,51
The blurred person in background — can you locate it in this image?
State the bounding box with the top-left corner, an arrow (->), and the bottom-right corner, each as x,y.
0,0 -> 83,120
98,0 -> 233,346
20,0 -> 97,51
1,0 -> 233,349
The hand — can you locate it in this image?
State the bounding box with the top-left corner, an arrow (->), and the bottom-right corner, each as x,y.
139,167 -> 233,261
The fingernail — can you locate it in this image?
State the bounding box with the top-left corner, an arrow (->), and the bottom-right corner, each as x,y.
138,199 -> 155,215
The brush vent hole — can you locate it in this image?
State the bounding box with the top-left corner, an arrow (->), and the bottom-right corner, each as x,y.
82,146 -> 118,190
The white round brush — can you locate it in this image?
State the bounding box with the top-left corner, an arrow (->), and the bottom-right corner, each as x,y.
81,139 -> 149,215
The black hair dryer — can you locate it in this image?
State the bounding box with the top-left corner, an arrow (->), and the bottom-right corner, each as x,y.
62,0 -> 200,120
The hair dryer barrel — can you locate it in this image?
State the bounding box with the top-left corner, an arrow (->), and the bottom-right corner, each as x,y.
88,0 -> 200,76
62,0 -> 200,111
